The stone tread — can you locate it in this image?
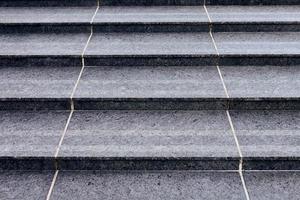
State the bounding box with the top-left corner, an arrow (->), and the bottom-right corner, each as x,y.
0,65 -> 299,110
0,32 -> 299,66
0,109 -> 299,170
1,6 -> 299,24
1,171 -> 300,200
1,6 -> 300,32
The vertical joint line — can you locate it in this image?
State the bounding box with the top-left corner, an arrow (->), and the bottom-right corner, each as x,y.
70,0 -> 99,104
204,5 -> 229,101
46,170 -> 59,200
226,111 -> 250,200
47,2 -> 100,200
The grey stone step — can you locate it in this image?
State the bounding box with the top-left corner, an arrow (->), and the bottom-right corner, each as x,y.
207,6 -> 300,32
0,6 -> 209,33
231,110 -> 300,170
0,33 -> 89,67
206,0 -> 300,5
1,32 -> 300,66
50,171 -> 246,200
1,6 -> 300,33
214,32 -> 300,66
0,32 -> 216,67
2,0 -> 300,7
0,7 -> 97,33
0,65 -> 300,110
0,109 -> 299,170
1,170 -> 299,200
0,171 -> 54,200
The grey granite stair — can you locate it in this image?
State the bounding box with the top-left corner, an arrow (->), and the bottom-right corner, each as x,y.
1,0 -> 300,199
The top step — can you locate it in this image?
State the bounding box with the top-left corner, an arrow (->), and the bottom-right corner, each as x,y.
1,0 -> 300,6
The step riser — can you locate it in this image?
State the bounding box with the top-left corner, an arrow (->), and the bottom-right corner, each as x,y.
1,99 -> 300,110
206,0 -> 300,5
1,158 -> 299,170
2,23 -> 300,33
0,158 -> 239,170
1,56 -> 300,67
0,24 -> 209,34
0,56 -> 82,67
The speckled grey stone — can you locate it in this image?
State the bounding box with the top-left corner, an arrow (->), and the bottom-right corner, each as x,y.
0,98 -> 71,110
244,172 -> 300,200
92,6 -> 209,32
0,33 -> 89,55
0,56 -> 83,67
230,110 -> 300,169
84,32 -> 216,66
0,67 -> 80,98
220,65 -> 300,98
0,0 -> 97,6
0,110 -> 69,169
207,6 -> 300,31
85,32 -> 216,55
228,98 -> 300,110
58,110 -> 239,170
215,32 -> 300,65
0,171 -> 54,200
74,66 -> 225,98
84,55 -> 217,67
100,0 -> 204,6
206,0 -> 300,5
0,7 -> 96,23
95,6 -> 208,23
208,6 -> 300,22
73,98 -> 228,110
0,7 -> 97,33
214,32 -> 300,55
50,171 -> 246,200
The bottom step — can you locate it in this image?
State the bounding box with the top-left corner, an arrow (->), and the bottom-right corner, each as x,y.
0,109 -> 299,170
1,171 -> 300,200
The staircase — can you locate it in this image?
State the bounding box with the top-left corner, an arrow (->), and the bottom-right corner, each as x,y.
0,0 -> 300,199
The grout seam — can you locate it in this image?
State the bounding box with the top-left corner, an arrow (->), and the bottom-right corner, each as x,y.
205,4 -> 250,199
46,2 -> 100,200
54,110 -> 74,158
227,111 -> 250,200
46,170 -> 59,200
70,0 -> 100,102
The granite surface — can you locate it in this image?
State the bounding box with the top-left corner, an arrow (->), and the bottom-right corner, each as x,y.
207,6 -> 300,22
74,66 -> 226,98
85,32 -> 216,55
220,65 -> 300,98
0,171 -> 54,200
214,32 -> 300,55
245,171 -> 300,200
50,171 -> 246,200
230,110 -> 300,169
0,110 -> 69,157
0,7 -> 96,23
57,110 -> 239,169
0,66 -> 80,98
95,6 -> 208,23
0,33 -> 89,55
